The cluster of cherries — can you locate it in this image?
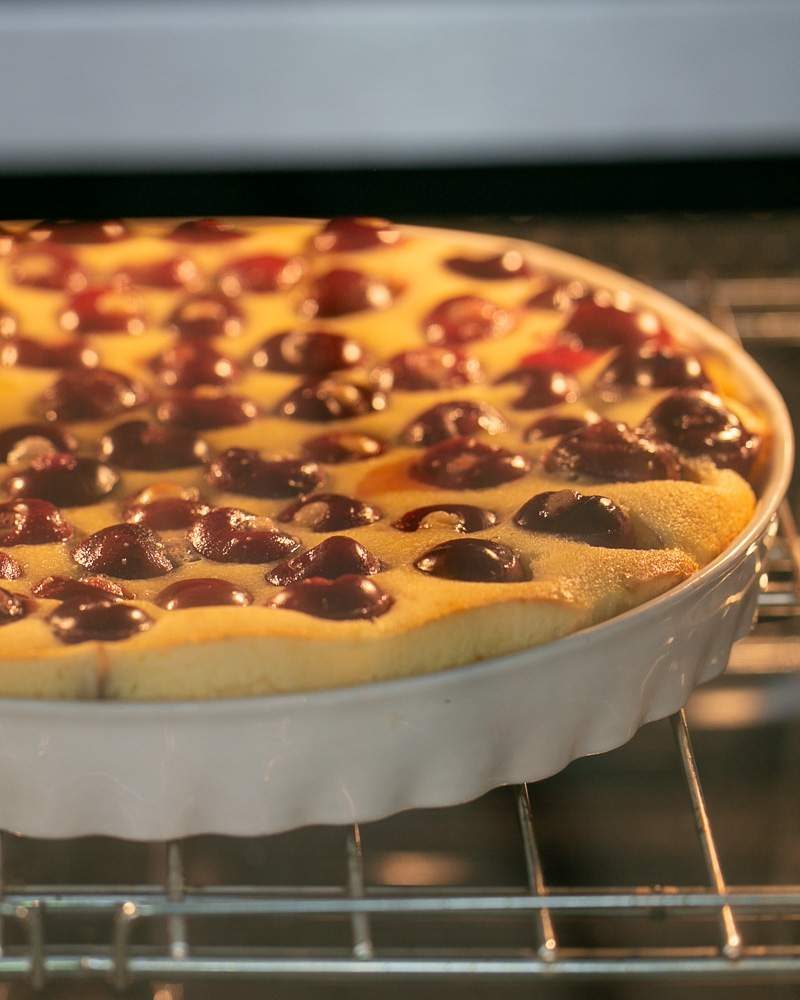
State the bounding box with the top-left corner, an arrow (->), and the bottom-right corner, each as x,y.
0,217 -> 762,642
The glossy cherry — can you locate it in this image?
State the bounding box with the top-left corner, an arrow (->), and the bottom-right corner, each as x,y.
526,279 -> 588,311
189,507 -> 301,563
40,368 -> 147,422
544,419 -> 682,482
123,496 -> 211,531
641,389 -> 760,475
402,400 -> 508,447
392,504 -> 497,534
217,254 -> 304,295
32,575 -> 129,601
0,553 -> 22,580
156,577 -> 253,610
514,489 -> 635,547
423,295 -> 515,345
301,431 -> 385,464
150,342 -> 240,389
0,498 -> 72,545
267,575 -> 393,621
116,255 -> 201,290
445,250 -> 530,280
389,346 -> 483,391
311,217 -> 401,253
0,586 -> 31,624
563,296 -> 668,351
100,420 -> 209,470
4,454 -> 119,507
411,436 -> 530,490
48,598 -> 153,644
60,286 -> 144,335
10,246 -> 87,291
277,377 -> 389,422
155,392 -> 258,429
73,523 -> 173,579
1,336 -> 99,370
0,306 -> 17,338
299,269 -> 394,318
169,218 -> 245,242
524,413 -> 599,441
597,345 -> 710,391
277,493 -> 381,532
497,368 -> 579,411
168,293 -> 242,339
266,535 -> 382,586
414,538 -> 529,583
207,448 -> 322,499
27,219 -> 128,244
0,423 -> 77,463
518,343 -> 602,374
251,330 -> 364,374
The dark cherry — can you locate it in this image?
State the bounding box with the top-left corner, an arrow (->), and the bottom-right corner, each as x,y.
544,419 -> 682,482
189,507 -> 301,563
514,489 -> 635,548
0,423 -> 77,462
169,218 -> 245,242
156,577 -> 253,610
496,368 -> 579,411
168,293 -> 242,339
0,498 -> 72,545
116,255 -> 200,290
641,389 -> 760,475
1,336 -> 99,370
266,535 -> 382,586
217,254 -> 304,295
389,346 -> 483,391
445,250 -> 530,280
411,436 -> 530,490
301,431 -> 385,464
312,217 -> 401,253
32,575 -> 129,601
48,598 -> 153,644
524,413 -> 598,441
526,279 -> 588,310
123,496 -> 211,531
0,586 -> 31,624
266,575 -> 393,621
597,345 -> 710,390
277,377 -> 388,422
155,392 -> 257,429
423,295 -> 515,346
392,504 -> 497,534
4,454 -> 119,507
60,286 -> 144,336
518,343 -> 602,374
207,448 -> 322,499
402,400 -> 508,447
0,553 -> 22,580
299,269 -> 394,318
150,342 -> 240,389
40,368 -> 147,422
27,219 -> 128,244
414,538 -> 529,583
73,523 -> 173,579
563,296 -> 667,351
277,493 -> 381,532
10,246 -> 87,291
251,330 -> 363,374
100,420 -> 209,471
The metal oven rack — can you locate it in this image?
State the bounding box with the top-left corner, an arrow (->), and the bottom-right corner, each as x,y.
0,277 -> 798,993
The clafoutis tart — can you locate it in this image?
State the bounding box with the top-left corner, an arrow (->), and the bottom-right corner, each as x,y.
0,218 -> 764,699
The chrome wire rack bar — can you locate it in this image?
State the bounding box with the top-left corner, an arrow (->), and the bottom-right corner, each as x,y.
0,275 -> 797,992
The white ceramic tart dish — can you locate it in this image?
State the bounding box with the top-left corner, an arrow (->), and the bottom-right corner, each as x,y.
0,218 -> 790,839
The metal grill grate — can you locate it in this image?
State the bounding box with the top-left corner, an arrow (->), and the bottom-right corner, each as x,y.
0,277 -> 797,993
